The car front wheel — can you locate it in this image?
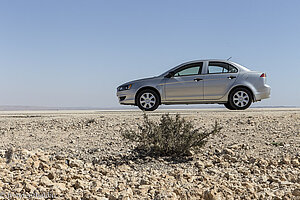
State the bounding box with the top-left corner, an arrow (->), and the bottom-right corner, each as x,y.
228,88 -> 252,110
136,89 -> 160,111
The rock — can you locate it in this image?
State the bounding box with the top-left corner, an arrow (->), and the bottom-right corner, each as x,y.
117,182 -> 126,191
0,150 -> 6,157
118,164 -> 131,172
261,175 -> 268,183
137,185 -> 150,195
292,188 -> 300,196
280,181 -> 293,186
124,187 -> 133,197
107,194 -> 118,200
31,180 -> 38,187
214,148 -> 222,155
259,159 -> 268,167
140,179 -> 150,185
55,154 -> 66,160
55,163 -> 68,170
268,176 -> 280,183
223,154 -> 231,160
242,182 -> 255,193
20,149 -> 32,156
203,189 -> 221,200
186,150 -> 195,156
69,159 -> 84,168
174,188 -> 187,199
98,188 -> 111,195
39,155 -> 49,163
97,165 -> 110,175
195,161 -> 205,168
204,161 -> 213,168
229,144 -> 240,149
291,159 -> 299,167
223,148 -> 235,155
24,182 -> 36,192
83,191 -> 101,200
47,172 -> 55,180
40,176 -> 53,187
74,180 -> 87,190
53,182 -> 68,192
224,172 -> 231,179
0,162 -> 5,169
39,162 -> 49,170
37,185 -> 47,193
11,163 -> 26,171
281,157 -> 290,165
32,160 -> 40,169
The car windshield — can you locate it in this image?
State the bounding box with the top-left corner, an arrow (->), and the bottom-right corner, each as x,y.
159,66 -> 178,77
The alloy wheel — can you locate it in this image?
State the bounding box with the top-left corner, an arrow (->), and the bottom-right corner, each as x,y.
139,93 -> 156,109
233,91 -> 249,108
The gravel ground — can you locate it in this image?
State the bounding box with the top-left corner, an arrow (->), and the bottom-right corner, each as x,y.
0,108 -> 299,199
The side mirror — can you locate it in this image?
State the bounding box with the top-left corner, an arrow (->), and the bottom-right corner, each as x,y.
165,71 -> 174,78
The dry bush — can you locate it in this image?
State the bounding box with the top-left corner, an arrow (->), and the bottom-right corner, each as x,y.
5,147 -> 14,164
85,119 -> 96,126
122,113 -> 222,157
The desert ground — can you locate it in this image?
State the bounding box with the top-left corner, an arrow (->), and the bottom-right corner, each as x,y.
0,108 -> 299,200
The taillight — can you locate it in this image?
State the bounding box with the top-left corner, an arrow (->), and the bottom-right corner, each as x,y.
260,73 -> 266,77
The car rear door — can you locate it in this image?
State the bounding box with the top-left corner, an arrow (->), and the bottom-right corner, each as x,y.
202,61 -> 238,100
164,63 -> 204,101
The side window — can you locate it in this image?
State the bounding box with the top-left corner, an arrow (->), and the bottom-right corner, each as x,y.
228,64 -> 238,73
174,63 -> 203,77
208,65 -> 228,73
208,62 -> 238,74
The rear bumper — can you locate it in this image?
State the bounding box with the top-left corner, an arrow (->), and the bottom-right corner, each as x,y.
254,85 -> 271,101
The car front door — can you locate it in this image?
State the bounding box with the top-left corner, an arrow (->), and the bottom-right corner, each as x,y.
203,61 -> 238,100
164,63 -> 204,102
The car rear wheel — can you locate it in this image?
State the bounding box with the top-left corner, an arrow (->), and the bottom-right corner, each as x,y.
228,88 -> 252,110
136,89 -> 160,111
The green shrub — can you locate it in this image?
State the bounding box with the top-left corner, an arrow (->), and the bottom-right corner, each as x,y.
122,113 -> 222,157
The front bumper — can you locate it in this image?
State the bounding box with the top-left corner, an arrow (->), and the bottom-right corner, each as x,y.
254,85 -> 271,101
116,90 -> 136,105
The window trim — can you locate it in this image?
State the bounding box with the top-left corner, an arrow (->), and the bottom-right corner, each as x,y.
207,62 -> 238,74
173,63 -> 203,77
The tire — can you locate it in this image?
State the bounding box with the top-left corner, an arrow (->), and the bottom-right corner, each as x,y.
228,88 -> 252,110
136,89 -> 160,111
224,102 -> 235,110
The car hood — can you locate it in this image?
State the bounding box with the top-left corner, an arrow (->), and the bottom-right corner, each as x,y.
120,76 -> 162,86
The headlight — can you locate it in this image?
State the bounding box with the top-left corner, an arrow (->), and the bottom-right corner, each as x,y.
117,84 -> 132,91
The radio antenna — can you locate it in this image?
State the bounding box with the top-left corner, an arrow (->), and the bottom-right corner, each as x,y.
227,57 -> 232,61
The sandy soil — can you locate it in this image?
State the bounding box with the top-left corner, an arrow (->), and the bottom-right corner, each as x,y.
0,108 -> 299,199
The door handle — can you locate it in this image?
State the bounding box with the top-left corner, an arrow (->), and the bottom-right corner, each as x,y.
227,76 -> 236,79
194,78 -> 203,82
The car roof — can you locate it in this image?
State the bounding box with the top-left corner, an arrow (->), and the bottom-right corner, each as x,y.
178,59 -> 237,65
160,59 -> 250,76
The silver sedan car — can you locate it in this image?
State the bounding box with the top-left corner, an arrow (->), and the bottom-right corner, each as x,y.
117,60 -> 271,111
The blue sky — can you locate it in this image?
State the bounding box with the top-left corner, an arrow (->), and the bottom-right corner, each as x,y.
0,0 -> 299,108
